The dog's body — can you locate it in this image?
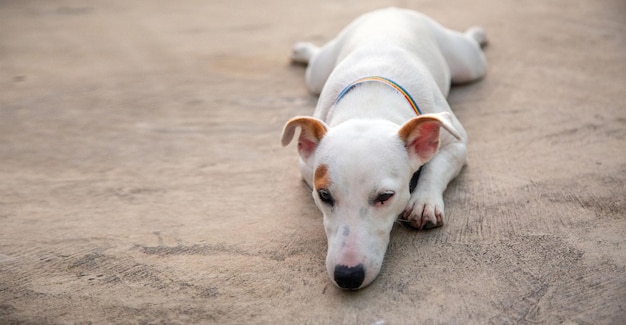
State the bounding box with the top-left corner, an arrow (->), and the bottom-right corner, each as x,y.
282,8 -> 487,289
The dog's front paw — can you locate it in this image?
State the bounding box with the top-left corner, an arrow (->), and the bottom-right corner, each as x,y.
401,194 -> 444,230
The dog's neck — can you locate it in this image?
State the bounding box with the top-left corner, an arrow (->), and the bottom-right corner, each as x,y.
335,77 -> 422,115
326,80 -> 420,126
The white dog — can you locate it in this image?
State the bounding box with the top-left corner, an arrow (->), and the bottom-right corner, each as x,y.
281,7 -> 487,290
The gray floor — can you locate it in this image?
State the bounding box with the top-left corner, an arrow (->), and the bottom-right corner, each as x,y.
1,0 -> 625,323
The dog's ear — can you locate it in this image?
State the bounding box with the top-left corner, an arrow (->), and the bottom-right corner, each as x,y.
398,112 -> 461,169
281,116 -> 328,161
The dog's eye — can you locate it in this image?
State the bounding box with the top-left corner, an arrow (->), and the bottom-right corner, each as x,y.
375,191 -> 395,205
318,189 -> 335,206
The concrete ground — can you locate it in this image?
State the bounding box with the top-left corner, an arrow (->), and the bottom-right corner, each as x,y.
1,0 -> 625,324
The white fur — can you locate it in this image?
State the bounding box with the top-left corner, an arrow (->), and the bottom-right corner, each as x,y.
283,7 -> 487,289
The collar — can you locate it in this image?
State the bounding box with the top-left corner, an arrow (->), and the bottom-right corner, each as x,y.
333,76 -> 422,115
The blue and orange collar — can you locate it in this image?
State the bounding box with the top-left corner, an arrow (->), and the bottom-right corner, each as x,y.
334,76 -> 422,115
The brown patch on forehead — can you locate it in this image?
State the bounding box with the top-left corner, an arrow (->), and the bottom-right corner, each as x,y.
314,164 -> 332,190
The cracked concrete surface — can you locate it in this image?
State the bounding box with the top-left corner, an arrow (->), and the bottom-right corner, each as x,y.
1,0 -> 625,323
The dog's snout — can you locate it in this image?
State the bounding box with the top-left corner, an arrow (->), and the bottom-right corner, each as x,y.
334,264 -> 365,289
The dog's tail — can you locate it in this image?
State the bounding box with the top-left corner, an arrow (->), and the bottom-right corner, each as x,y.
465,26 -> 488,47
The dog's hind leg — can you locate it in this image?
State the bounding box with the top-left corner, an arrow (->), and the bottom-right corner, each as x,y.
291,40 -> 340,95
291,42 -> 319,64
435,26 -> 488,84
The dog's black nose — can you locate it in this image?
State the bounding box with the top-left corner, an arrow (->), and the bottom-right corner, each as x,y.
334,264 -> 365,289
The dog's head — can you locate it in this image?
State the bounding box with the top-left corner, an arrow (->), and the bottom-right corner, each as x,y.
281,113 -> 458,289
